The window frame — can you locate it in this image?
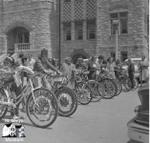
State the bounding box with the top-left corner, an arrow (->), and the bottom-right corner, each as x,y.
75,21 -> 83,40
16,31 -> 29,43
87,19 -> 96,40
110,11 -> 128,35
63,22 -> 72,41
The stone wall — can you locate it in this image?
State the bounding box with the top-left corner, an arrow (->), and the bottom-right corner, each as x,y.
0,0 -> 57,57
0,0 -> 148,60
61,0 -> 97,60
61,40 -> 96,60
96,0 -> 148,59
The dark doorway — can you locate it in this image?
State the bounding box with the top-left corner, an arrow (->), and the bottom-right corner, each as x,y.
7,27 -> 30,54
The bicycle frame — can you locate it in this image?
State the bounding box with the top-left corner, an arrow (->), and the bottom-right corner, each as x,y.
0,78 -> 37,108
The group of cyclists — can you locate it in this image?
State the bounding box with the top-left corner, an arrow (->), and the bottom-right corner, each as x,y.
0,48 -> 148,123
61,55 -> 134,86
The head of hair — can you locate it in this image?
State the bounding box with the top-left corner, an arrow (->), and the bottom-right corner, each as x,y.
41,48 -> 48,57
98,55 -> 104,60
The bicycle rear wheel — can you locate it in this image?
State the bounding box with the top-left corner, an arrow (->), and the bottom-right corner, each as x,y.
87,80 -> 103,102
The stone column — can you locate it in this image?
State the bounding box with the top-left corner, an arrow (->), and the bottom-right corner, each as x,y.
29,31 -> 34,53
3,35 -> 7,54
83,20 -> 87,40
83,0 -> 87,40
71,22 -> 75,40
0,34 -> 7,54
71,0 -> 75,40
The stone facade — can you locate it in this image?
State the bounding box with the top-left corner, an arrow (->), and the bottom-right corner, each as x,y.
97,0 -> 149,60
0,0 -> 149,61
0,0 -> 58,57
61,0 -> 97,61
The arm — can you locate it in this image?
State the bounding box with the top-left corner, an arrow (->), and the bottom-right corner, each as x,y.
44,57 -> 60,73
34,60 -> 47,74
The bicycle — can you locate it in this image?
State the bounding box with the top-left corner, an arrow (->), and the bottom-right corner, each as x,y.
40,72 -> 78,117
0,67 -> 58,128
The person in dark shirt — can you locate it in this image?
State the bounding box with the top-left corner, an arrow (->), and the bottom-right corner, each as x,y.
114,59 -> 122,79
88,56 -> 97,80
128,59 -> 135,89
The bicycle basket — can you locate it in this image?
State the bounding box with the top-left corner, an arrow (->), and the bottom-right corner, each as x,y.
0,70 -> 13,87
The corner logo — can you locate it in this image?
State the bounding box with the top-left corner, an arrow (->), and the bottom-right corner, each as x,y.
2,123 -> 25,142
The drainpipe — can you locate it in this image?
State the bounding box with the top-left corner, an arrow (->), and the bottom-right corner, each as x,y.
0,0 -> 7,54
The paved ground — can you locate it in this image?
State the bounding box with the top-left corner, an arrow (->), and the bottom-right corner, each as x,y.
0,89 -> 140,143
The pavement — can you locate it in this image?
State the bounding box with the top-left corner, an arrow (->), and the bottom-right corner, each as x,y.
0,89 -> 140,143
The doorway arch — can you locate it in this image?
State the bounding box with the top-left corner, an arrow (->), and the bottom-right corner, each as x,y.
6,27 -> 30,54
71,49 -> 90,64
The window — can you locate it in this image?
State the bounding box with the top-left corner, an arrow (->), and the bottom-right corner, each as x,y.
16,32 -> 29,43
110,12 -> 128,35
63,22 -> 71,41
87,19 -> 96,40
75,21 -> 83,40
111,22 -> 119,35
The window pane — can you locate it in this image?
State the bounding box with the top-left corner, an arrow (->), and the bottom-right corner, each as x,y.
120,18 -> 128,33
87,19 -> 96,39
16,32 -> 23,43
110,13 -> 118,19
111,21 -> 118,34
63,22 -> 71,40
24,32 -> 29,43
75,21 -> 83,40
66,32 -> 71,40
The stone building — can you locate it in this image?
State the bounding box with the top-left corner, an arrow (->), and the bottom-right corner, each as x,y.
96,0 -> 149,61
0,0 -> 59,57
60,0 -> 97,62
61,0 -> 149,62
0,0 -> 149,62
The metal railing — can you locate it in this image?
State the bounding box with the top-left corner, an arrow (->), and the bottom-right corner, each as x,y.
15,43 -> 30,51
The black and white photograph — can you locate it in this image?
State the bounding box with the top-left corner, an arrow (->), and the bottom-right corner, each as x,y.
0,0 -> 149,143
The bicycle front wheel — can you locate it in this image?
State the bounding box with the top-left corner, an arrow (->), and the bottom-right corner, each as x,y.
26,88 -> 58,128
113,79 -> 122,96
0,88 -> 8,121
100,79 -> 117,99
